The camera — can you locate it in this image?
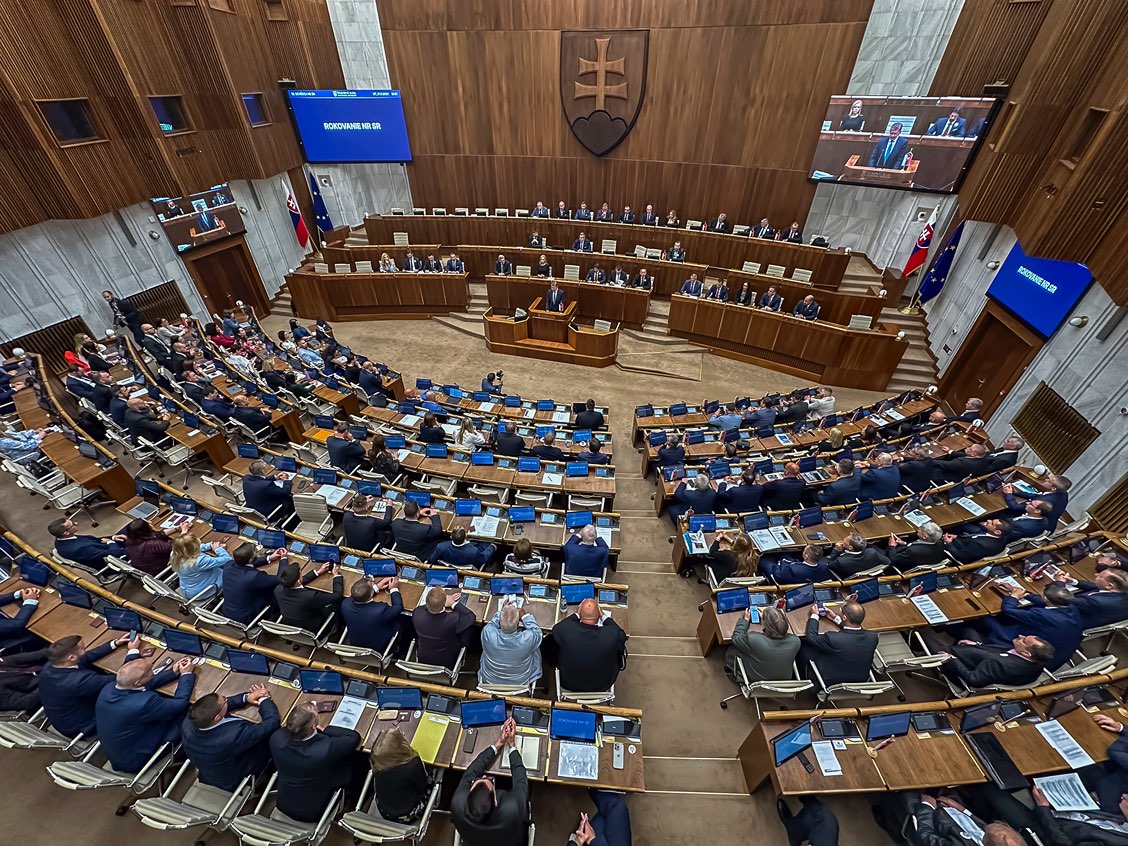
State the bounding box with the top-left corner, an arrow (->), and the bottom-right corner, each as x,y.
496,370 -> 504,379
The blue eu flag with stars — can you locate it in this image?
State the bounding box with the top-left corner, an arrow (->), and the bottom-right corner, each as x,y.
307,170 -> 334,234
917,221 -> 965,304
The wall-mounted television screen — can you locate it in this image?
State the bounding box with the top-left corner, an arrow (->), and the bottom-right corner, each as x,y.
808,96 -> 996,194
151,183 -> 245,253
986,241 -> 1092,338
286,90 -> 412,163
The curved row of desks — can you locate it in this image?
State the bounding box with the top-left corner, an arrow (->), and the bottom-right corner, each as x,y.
285,270 -> 469,321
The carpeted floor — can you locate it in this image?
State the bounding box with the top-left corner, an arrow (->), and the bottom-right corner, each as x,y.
0,314 -> 897,845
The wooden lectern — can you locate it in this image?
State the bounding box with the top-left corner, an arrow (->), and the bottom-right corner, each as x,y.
842,154 -> 919,187
527,297 -> 577,344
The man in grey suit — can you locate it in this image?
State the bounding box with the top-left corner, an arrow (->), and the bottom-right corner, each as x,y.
724,606 -> 800,682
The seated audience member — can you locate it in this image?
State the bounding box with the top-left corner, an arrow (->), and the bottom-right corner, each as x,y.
859,453 -> 900,500
88,371 -> 116,413
669,473 -> 717,525
886,522 -> 947,569
743,402 -> 776,429
725,605 -> 801,683
457,417 -> 487,449
49,517 -> 125,570
933,442 -> 989,482
368,433 -> 402,480
124,518 -> 183,576
275,560 -> 342,632
985,434 -> 1024,472
1071,569 -> 1128,628
952,397 -> 984,423
223,543 -> 284,625
943,518 -> 1011,564
200,387 -> 235,420
939,635 -> 1054,690
391,500 -> 443,560
242,459 -> 296,524
752,218 -> 774,239
1029,781 -> 1128,844
706,532 -> 755,582
733,282 -> 754,306
403,251 -> 423,271
668,240 -> 686,261
481,372 -> 503,396
342,577 -> 403,653
781,222 -> 804,243
231,394 -> 280,440
774,396 -> 809,425
762,462 -> 806,510
717,469 -> 763,513
705,280 -> 730,301
270,701 -> 368,822
479,602 -> 543,688
95,655 -> 196,773
585,264 -> 606,283
663,209 -> 680,227
708,404 -> 743,431
758,286 -> 783,311
429,527 -> 495,568
792,295 -> 819,320
181,686 -> 279,792
631,268 -> 652,290
563,524 -> 610,578
575,202 -> 592,221
492,422 -> 525,457
802,601 -> 878,686
808,387 -> 836,418
873,793 -> 1016,846
1002,498 -> 1052,541
575,437 -> 610,465
708,212 -> 729,232
170,533 -> 230,601
65,364 -> 96,398
575,399 -> 605,430
452,718 -> 528,846
503,537 -> 549,578
124,397 -> 171,446
827,532 -> 890,578
816,459 -> 861,506
531,201 -> 549,218
327,422 -> 370,473
534,254 -> 552,277
1005,474 -> 1071,531
571,232 -> 593,252
38,632 -> 136,739
894,448 -> 940,493
444,252 -> 465,273
656,434 -> 685,468
608,265 -> 629,286
979,582 -> 1080,671
529,431 -> 565,461
552,598 -> 627,693
412,586 -> 476,669
343,496 -> 391,553
368,727 -> 431,823
417,413 -> 448,445
554,200 -> 570,219
680,274 -> 705,297
761,544 -> 831,585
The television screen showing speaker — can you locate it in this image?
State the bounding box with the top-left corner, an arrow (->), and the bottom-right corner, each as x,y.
808,96 -> 996,194
151,183 -> 245,253
286,90 -> 412,163
986,241 -> 1093,338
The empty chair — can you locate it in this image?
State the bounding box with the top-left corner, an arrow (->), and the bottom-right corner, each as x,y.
515,265 -> 532,277
390,208 -> 405,216
791,268 -> 813,282
474,207 -> 489,216
514,490 -> 553,508
289,441 -> 329,467
355,261 -> 375,273
46,741 -> 178,816
645,248 -> 662,259
467,484 -> 508,504
567,494 -> 605,512
412,476 -> 457,496
563,264 -> 580,281
685,219 -> 703,230
15,474 -> 109,526
139,570 -> 219,613
333,264 -> 351,274
495,208 -> 509,216
228,772 -> 342,846
131,763 -> 253,841
431,208 -> 446,216
292,493 -> 334,540
411,208 -> 425,216
0,708 -> 90,754
633,245 -> 646,257
338,774 -> 441,844
392,232 -> 409,246
872,631 -> 949,700
847,314 -> 873,330
732,225 -> 751,237
192,603 -> 268,642
593,319 -> 612,332
808,665 -> 895,706
141,439 -> 208,490
325,630 -> 399,673
741,261 -> 761,274
514,209 -> 529,217
1052,653 -> 1117,680
453,207 -> 469,216
395,641 -> 465,686
260,614 -> 337,658
202,474 -> 245,505
765,264 -> 785,277
719,659 -> 813,715
600,239 -> 617,254
312,263 -> 329,273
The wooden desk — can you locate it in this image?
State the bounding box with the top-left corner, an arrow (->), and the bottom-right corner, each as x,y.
723,267 -> 888,326
738,719 -> 884,795
545,735 -> 645,792
285,270 -> 470,322
214,673 -> 303,723
528,299 -> 576,345
483,308 -> 619,369
485,273 -> 650,329
870,714 -> 986,790
812,132 -> 974,193
166,421 -> 235,469
667,294 -> 909,391
37,431 -> 134,505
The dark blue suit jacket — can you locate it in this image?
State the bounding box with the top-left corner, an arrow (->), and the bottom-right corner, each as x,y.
0,594 -> 38,647
181,696 -> 280,791
563,535 -> 610,578
270,725 -> 362,822
867,135 -> 909,168
761,477 -> 806,510
342,593 -> 404,651
55,535 -> 125,570
222,559 -> 281,624
1072,583 -> 1128,630
983,597 -> 1080,671
763,557 -> 831,585
242,475 -> 295,522
38,642 -> 123,738
1016,488 -> 1068,530
66,376 -> 95,398
358,371 -> 384,395
95,671 -> 195,772
428,540 -> 493,567
744,408 -> 777,429
717,482 -> 763,513
859,465 -> 901,501
817,469 -> 861,506
655,445 -> 685,467
234,406 -> 272,431
545,288 -> 566,312
201,397 -> 235,420
327,436 -> 366,474
669,483 -> 718,523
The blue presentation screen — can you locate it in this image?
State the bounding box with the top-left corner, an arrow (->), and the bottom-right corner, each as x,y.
287,90 -> 412,163
987,241 -> 1092,338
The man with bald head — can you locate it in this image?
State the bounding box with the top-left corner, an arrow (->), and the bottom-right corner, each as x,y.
479,601 -> 543,688
762,461 -> 806,510
934,442 -> 989,482
124,396 -> 171,446
95,653 -> 196,773
860,452 -> 901,500
552,598 -> 626,693
563,523 -> 610,578
411,586 -> 476,669
802,600 -> 877,686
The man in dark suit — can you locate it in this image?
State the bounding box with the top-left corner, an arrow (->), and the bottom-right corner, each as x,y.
194,205 -> 221,232
630,269 -> 652,290
178,370 -> 207,404
595,203 -> 614,222
109,387 -> 131,428
95,656 -> 196,773
563,525 -> 610,578
885,522 -> 947,570
444,252 -> 465,273
792,295 -> 820,320
708,213 -> 729,233
609,266 -> 630,286
341,578 -> 403,653
358,362 -> 387,398
481,372 -> 504,396
392,501 -> 443,559
402,251 -> 423,272
640,204 -> 659,226
88,371 -> 116,413
1004,475 -> 1071,530
933,442 -> 989,483
655,435 -> 685,468
571,232 -> 593,252
895,451 -> 940,493
49,517 -> 125,570
827,533 -> 890,578
491,422 -> 525,457
680,273 -> 705,297
985,434 -> 1024,472
866,122 -> 909,169
944,518 -> 1011,564
326,423 -> 369,474
618,206 -> 635,224
575,202 -> 592,221
452,718 -> 528,846
774,397 -> 809,425
493,254 -> 512,275
950,397 -> 984,423
103,290 -> 144,343
430,527 -> 496,568
816,460 -> 861,506
140,324 -> 173,369
182,686 -> 279,791
65,366 -> 95,398
1002,496 -> 1052,541
927,108 -> 967,137
585,265 -> 606,283
531,202 -> 549,218
38,633 -> 136,739
752,218 -> 774,239
980,582 -> 1080,671
575,438 -> 610,465
231,395 -> 275,437
574,399 -> 605,430
545,279 -> 566,313
553,201 -> 570,219
223,544 -> 284,625
1071,569 -> 1128,629
528,432 -> 565,461
668,474 -> 718,525
668,240 -> 686,261
802,601 -> 878,686
777,797 -> 839,846
758,286 -> 783,311
761,545 -> 832,585
242,460 -> 296,524
275,561 -> 342,632
939,635 -> 1053,690
762,462 -> 806,510
422,253 -> 442,272
123,398 -> 171,447
717,469 -> 763,513
553,598 -> 626,692
270,702 -> 367,822
412,586 -> 476,668
782,222 -> 803,243
201,388 -> 235,421
859,454 -> 901,500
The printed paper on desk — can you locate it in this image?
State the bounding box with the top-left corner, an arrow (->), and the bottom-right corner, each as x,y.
479,402 -> 496,413
1035,719 -> 1095,768
683,531 -> 708,555
502,735 -> 541,771
812,741 -> 843,776
751,529 -> 782,552
955,497 -> 987,517
541,472 -> 563,486
552,411 -> 570,424
1034,773 -> 1100,811
595,526 -> 614,546
887,410 -> 906,421
904,509 -> 930,528
471,515 -> 500,536
557,740 -> 599,780
329,696 -> 367,731
910,595 -> 949,624
770,527 -> 794,545
316,486 -> 349,507
399,414 -> 421,427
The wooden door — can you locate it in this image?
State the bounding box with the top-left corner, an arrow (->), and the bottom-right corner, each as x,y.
938,300 -> 1044,419
182,236 -> 270,318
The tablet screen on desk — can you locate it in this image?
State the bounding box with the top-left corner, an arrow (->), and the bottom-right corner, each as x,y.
866,711 -> 911,742
772,722 -> 813,767
958,702 -> 1000,733
550,708 -> 597,742
378,687 -> 422,711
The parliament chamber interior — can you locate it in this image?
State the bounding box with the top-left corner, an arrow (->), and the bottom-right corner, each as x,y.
0,1 -> 1127,845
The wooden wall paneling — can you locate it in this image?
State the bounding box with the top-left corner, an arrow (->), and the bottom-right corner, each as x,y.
928,0 -> 1051,95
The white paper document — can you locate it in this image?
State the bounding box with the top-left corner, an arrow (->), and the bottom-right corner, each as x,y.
329,696 -> 367,730
523,408 -> 537,419
556,741 -> 600,780
1034,773 -> 1100,811
315,485 -> 349,507
552,411 -> 570,424
750,529 -> 781,552
887,410 -> 906,421
910,595 -> 950,624
1035,719 -> 1095,768
502,735 -> 541,771
769,527 -> 794,545
541,472 -> 564,486
396,449 -> 411,461
811,741 -> 842,776
775,434 -> 792,446
904,509 -> 931,528
595,526 -> 614,546
399,414 -> 421,427
478,402 -> 497,413
955,497 -> 987,517
470,515 -> 501,536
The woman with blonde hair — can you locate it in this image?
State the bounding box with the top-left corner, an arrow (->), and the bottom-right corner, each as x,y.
369,726 -> 429,822
169,533 -> 231,600
378,252 -> 398,273
709,531 -> 756,581
457,417 -> 486,449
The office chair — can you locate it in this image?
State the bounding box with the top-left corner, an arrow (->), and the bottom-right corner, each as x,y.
131,764 -> 253,843
228,773 -> 341,846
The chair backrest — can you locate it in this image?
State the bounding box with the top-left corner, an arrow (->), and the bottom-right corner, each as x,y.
601,239 -> 616,254
732,225 -> 751,236
563,264 -> 580,280
514,491 -> 551,506
412,207 -> 425,215
431,208 -> 447,216
333,263 -> 351,273
791,268 -> 813,282
847,314 -> 874,330
474,207 -> 489,216
355,260 -> 374,273
312,262 -> 329,273
685,219 -> 703,230
593,319 -> 612,332
765,264 -> 785,277
294,493 -> 330,519
390,207 -> 405,215
741,261 -> 761,274
495,208 -> 509,216
392,231 -> 409,246
515,209 -> 530,217
645,247 -> 662,259
515,265 -> 532,277
633,245 -> 646,257
453,207 -> 469,216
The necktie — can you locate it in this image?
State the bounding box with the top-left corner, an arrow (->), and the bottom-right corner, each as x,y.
884,140 -> 893,164
945,121 -> 953,135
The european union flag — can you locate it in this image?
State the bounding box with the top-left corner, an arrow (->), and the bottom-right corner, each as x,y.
917,221 -> 965,304
307,170 -> 334,234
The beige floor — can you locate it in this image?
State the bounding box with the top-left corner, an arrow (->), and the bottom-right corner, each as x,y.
0,314 -> 896,845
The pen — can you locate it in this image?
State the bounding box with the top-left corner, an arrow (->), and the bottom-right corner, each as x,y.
874,736 -> 897,752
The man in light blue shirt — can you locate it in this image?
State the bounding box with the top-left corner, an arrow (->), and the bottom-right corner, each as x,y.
295,341 -> 325,370
478,603 -> 543,688
708,406 -> 742,432
0,428 -> 44,463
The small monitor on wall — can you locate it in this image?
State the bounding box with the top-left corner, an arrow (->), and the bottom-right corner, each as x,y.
151,183 -> 245,253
